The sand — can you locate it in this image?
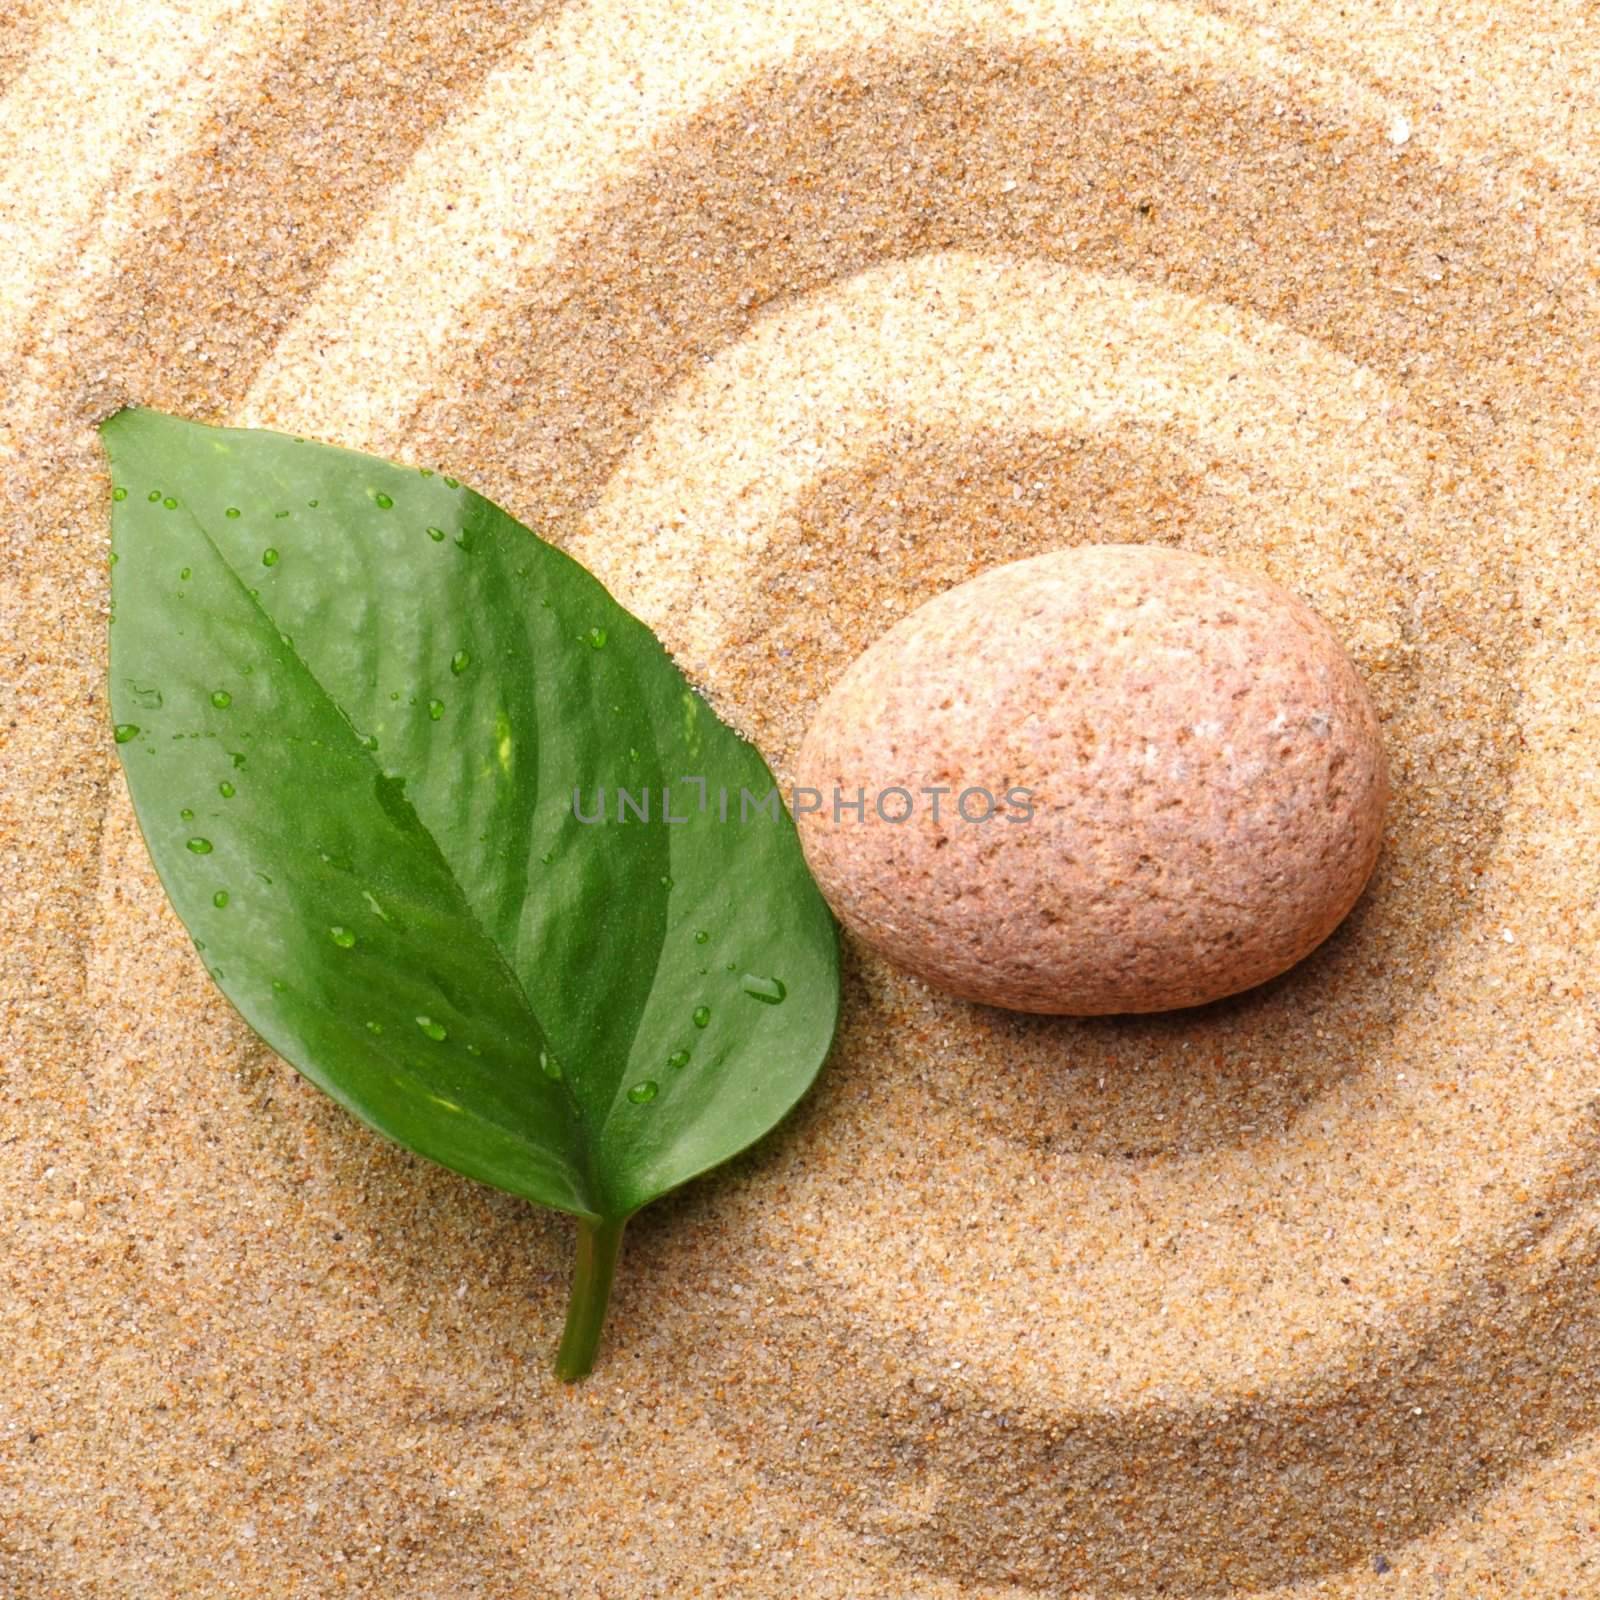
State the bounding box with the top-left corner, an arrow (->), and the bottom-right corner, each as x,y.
2,2 -> 1598,1596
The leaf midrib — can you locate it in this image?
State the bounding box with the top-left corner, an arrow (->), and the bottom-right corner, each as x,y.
590,619 -> 680,1146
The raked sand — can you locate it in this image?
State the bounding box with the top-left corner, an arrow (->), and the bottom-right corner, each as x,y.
3,3 -> 1599,1595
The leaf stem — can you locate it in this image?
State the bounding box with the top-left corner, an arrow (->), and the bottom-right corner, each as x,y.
554,1215 -> 626,1381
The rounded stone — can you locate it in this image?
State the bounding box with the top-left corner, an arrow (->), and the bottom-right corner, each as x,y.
793,543 -> 1389,1014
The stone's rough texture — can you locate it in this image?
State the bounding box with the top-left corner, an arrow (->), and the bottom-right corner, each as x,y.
794,543 -> 1390,1014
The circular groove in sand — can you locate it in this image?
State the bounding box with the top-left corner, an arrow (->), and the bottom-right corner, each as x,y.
570,252 -> 1433,671
0,0 -> 291,362
241,0 -> 1414,447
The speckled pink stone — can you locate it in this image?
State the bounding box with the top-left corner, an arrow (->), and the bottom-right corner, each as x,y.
793,543 -> 1389,1014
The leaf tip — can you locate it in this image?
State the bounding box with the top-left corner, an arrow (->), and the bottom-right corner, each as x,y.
97,405 -> 173,472
96,403 -> 150,440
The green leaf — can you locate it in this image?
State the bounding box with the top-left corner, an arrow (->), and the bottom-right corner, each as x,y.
102,407 -> 839,1378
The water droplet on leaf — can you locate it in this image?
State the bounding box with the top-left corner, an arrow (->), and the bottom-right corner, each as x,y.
225,507 -> 241,519
113,723 -> 139,744
162,497 -> 177,510
694,929 -> 709,945
262,548 -> 279,567
374,492 -> 394,510
426,526 -> 446,542
693,1005 -> 711,1029
450,650 -> 470,676
416,1015 -> 447,1041
540,1049 -> 563,1081
740,973 -> 787,1005
330,926 -> 355,948
587,627 -> 607,649
668,1049 -> 691,1069
366,1020 -> 384,1034
219,781 -> 235,798
112,487 -> 127,502
186,837 -> 212,854
427,699 -> 444,721
211,690 -> 232,709
628,1080 -> 659,1104
213,890 -> 229,909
